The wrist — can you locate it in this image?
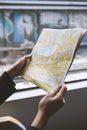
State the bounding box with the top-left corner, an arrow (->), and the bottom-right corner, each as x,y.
7,68 -> 15,79
31,111 -> 49,130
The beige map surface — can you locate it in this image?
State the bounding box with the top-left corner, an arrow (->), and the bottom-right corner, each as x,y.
23,28 -> 87,92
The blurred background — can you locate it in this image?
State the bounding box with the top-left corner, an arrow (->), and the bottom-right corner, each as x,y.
0,0 -> 87,74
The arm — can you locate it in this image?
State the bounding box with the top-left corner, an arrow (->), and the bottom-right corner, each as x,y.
0,55 -> 31,105
27,85 -> 67,130
0,72 -> 16,105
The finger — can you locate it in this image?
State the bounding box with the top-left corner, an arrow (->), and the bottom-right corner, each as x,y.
22,54 -> 32,61
50,85 -> 62,97
26,54 -> 32,58
52,86 -> 67,101
58,85 -> 67,97
19,55 -> 32,65
63,98 -> 65,104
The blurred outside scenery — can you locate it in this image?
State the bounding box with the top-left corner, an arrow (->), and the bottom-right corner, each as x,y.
0,0 -> 87,83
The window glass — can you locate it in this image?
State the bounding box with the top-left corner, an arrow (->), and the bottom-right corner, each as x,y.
0,2 -> 87,91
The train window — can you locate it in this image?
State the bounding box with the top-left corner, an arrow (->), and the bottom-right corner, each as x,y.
0,1 -> 87,92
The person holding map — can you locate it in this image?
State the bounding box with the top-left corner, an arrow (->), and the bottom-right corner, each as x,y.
0,54 -> 67,130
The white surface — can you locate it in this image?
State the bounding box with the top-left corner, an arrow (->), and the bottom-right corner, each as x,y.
65,70 -> 87,82
7,79 -> 87,102
15,81 -> 36,90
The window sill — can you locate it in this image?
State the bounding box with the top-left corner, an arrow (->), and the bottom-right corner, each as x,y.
6,77 -> 87,102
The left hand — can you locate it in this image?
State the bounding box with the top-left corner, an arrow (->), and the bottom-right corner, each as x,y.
7,54 -> 31,79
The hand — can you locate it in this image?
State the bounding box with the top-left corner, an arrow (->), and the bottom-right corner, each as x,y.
31,84 -> 67,129
7,54 -> 31,79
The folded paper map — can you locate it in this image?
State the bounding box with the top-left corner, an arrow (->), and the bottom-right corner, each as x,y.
23,28 -> 87,92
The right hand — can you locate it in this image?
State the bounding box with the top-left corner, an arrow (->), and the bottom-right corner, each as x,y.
31,84 -> 67,129
39,84 -> 67,118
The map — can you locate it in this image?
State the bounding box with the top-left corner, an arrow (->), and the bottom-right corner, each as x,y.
23,28 -> 87,92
